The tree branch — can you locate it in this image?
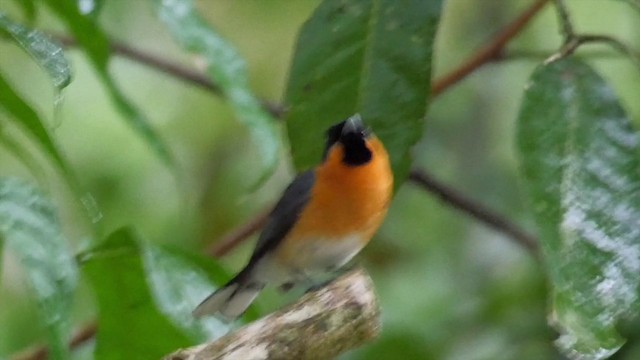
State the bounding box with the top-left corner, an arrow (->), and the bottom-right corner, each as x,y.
553,0 -> 574,45
206,207 -> 270,257
164,268 -> 380,360
10,322 -> 97,360
430,0 -> 549,97
53,35 -> 286,118
408,169 -> 539,256
548,0 -> 640,66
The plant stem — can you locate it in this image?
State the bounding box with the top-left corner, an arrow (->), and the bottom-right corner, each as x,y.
431,0 -> 549,97
553,0 -> 575,44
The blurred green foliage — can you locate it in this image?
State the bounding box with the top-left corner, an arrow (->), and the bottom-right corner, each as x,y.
0,1 -> 639,359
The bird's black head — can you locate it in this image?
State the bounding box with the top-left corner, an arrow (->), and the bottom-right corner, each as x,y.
323,114 -> 373,166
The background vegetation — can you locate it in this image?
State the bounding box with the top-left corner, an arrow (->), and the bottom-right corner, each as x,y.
1,0 -> 639,359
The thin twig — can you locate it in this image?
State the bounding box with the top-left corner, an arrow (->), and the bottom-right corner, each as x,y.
546,2 -> 640,67
506,48 -> 624,61
206,207 -> 271,258
430,0 -> 549,97
54,35 -> 286,118
408,169 -> 539,256
553,0 -> 574,44
11,322 -> 97,360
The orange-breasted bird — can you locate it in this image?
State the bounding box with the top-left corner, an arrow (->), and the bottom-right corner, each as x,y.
193,114 -> 393,319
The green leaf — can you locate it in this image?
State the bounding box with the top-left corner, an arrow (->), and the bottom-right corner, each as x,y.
81,228 -> 231,359
517,57 -> 640,359
0,71 -> 68,172
0,12 -> 71,90
0,178 -> 78,360
142,245 -> 234,341
153,0 -> 280,184
40,0 -> 174,167
285,0 -> 442,184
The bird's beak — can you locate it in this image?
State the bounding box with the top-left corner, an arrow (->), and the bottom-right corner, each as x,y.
342,114 -> 364,135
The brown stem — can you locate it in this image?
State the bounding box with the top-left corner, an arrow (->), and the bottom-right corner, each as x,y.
408,169 -> 539,256
11,322 -> 97,360
546,33 -> 640,70
53,35 -> 286,118
206,207 -> 271,258
553,0 -> 574,44
430,0 -> 549,97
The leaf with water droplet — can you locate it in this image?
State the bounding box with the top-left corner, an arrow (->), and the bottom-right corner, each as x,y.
41,0 -> 175,167
285,0 -> 442,185
80,228 -> 234,359
0,178 -> 78,360
152,0 -> 281,186
0,12 -> 71,90
517,57 -> 640,359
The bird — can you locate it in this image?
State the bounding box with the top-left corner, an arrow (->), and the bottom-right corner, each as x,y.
193,114 -> 393,320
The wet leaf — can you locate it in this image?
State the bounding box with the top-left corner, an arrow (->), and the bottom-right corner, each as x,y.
0,12 -> 71,90
0,178 -> 78,360
153,0 -> 280,184
285,0 -> 442,184
142,245 -> 234,341
41,0 -> 174,167
0,71 -> 68,172
517,57 -> 640,359
81,228 -> 232,359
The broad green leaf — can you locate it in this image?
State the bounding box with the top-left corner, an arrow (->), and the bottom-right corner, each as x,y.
81,229 -> 191,359
0,12 -> 71,90
285,0 -> 442,184
0,71 -> 68,172
142,245 -> 233,341
517,57 -> 640,359
40,0 -> 174,166
0,178 -> 78,360
81,228 -> 231,359
153,0 -> 280,184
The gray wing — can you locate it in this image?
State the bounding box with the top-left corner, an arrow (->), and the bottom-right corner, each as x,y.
247,170 -> 316,265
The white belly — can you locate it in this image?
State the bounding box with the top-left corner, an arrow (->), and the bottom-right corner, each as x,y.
295,233 -> 365,273
251,233 -> 365,286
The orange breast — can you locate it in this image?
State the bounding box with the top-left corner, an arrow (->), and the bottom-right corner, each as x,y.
277,137 -> 393,263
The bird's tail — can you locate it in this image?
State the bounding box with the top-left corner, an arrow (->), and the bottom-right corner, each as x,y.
192,269 -> 264,320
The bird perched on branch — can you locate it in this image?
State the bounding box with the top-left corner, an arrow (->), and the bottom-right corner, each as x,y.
193,114 -> 393,320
